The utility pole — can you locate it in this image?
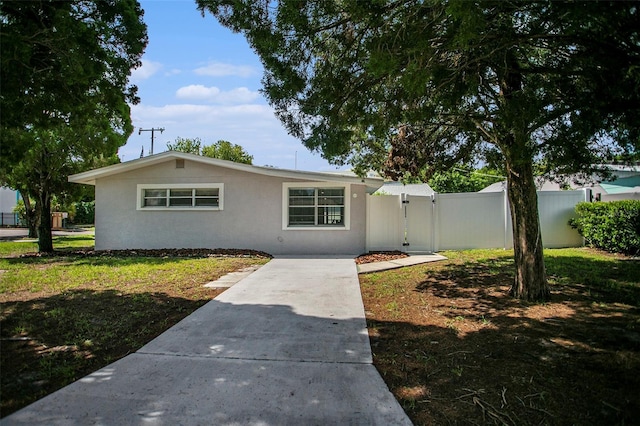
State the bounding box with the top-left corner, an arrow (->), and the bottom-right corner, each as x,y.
139,127 -> 165,156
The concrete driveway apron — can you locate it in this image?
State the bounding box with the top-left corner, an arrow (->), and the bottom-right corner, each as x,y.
3,257 -> 412,425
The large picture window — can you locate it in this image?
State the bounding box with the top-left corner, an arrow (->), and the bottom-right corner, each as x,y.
283,183 -> 350,230
137,184 -> 223,210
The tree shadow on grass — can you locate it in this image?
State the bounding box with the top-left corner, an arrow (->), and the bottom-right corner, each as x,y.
365,254 -> 640,425
0,289 -> 211,417
52,235 -> 95,244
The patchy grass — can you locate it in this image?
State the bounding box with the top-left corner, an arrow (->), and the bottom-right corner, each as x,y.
0,254 -> 257,294
0,234 -> 95,257
0,236 -> 270,417
360,248 -> 640,425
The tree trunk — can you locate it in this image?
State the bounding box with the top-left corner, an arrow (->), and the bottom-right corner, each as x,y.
496,55 -> 549,301
505,156 -> 549,301
37,190 -> 54,253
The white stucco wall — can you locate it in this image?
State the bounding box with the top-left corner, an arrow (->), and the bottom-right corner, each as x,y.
94,158 -> 368,255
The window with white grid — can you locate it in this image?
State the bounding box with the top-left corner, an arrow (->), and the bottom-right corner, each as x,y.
137,184 -> 223,210
283,183 -> 350,230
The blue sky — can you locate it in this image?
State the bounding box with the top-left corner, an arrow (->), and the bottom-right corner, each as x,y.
123,0 -> 337,171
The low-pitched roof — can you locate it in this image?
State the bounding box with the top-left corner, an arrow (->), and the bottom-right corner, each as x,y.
68,151 -> 384,193
598,176 -> 640,194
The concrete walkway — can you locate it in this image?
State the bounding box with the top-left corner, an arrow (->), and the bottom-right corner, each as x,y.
3,257 -> 412,425
357,254 -> 448,274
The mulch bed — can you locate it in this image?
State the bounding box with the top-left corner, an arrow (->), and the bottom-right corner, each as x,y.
355,251 -> 409,264
18,248 -> 273,259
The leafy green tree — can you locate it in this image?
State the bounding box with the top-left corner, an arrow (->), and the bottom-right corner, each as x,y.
198,0 -> 640,301
0,0 -> 147,252
12,197 -> 37,237
167,137 -> 203,155
166,137 -> 253,164
202,140 -> 253,164
428,165 -> 504,194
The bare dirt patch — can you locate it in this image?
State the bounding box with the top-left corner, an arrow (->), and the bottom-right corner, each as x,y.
360,249 -> 640,425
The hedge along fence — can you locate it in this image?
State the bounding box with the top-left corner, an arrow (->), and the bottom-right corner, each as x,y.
570,200 -> 640,255
72,201 -> 95,225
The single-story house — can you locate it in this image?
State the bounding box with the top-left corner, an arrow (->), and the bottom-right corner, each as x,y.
68,151 -> 384,255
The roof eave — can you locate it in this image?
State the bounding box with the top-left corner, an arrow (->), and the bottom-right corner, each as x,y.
68,151 -> 384,191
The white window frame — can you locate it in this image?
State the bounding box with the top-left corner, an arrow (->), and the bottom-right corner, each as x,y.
137,183 -> 224,211
282,182 -> 350,230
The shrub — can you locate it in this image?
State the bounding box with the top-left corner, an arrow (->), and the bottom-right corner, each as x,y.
72,201 -> 95,225
12,199 -> 27,225
570,200 -> 640,255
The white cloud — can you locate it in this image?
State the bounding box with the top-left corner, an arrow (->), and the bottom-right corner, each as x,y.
176,85 -> 221,100
218,88 -> 260,104
194,62 -> 256,78
130,59 -> 163,82
175,85 -> 260,104
131,103 -> 275,124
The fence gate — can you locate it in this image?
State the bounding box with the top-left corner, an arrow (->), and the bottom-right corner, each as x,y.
404,194 -> 435,253
365,194 -> 435,253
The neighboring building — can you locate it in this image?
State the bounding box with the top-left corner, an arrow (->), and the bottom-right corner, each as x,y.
593,164 -> 640,179
0,187 -> 21,226
68,151 -> 383,255
592,175 -> 640,201
480,165 -> 640,201
0,187 -> 20,211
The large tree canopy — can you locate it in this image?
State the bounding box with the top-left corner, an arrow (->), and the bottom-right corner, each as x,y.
1,0 -> 147,252
198,0 -> 640,301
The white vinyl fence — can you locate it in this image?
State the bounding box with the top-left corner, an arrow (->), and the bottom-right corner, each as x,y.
366,189 -> 589,253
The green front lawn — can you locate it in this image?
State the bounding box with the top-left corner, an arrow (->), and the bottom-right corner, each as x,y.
0,235 -> 269,417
